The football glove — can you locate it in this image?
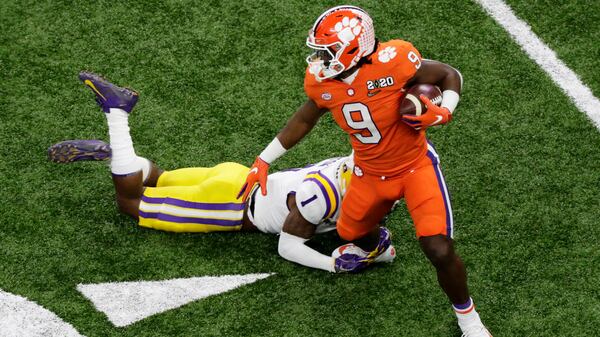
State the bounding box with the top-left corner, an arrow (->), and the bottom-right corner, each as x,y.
334,253 -> 371,273
366,227 -> 392,260
237,156 -> 270,201
402,94 -> 452,130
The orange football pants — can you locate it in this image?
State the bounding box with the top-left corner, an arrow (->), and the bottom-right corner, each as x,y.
337,146 -> 453,241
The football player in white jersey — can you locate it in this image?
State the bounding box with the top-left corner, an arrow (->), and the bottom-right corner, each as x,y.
49,72 -> 395,273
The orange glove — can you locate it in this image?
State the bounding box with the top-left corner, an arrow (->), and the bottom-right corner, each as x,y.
402,94 -> 452,130
237,157 -> 270,201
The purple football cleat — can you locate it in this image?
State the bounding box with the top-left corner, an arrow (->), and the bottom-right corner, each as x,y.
79,71 -> 138,113
48,140 -> 111,163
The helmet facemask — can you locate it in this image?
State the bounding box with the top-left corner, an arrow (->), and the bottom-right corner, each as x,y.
306,39 -> 348,80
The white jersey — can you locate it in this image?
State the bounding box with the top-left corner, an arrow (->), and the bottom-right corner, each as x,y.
249,156 -> 353,234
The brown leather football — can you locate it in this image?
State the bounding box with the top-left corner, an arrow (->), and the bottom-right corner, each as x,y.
399,84 -> 443,116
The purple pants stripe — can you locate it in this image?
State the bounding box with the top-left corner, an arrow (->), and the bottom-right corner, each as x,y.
139,210 -> 243,227
426,149 -> 453,238
141,196 -> 245,211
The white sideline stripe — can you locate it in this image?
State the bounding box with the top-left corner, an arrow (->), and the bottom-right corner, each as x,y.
77,273 -> 274,327
474,0 -> 600,129
139,201 -> 243,220
0,288 -> 85,337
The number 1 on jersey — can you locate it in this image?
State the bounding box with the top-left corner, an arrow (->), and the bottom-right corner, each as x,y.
342,103 -> 382,144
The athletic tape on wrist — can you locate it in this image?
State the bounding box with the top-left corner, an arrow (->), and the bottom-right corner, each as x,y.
259,137 -> 287,164
441,90 -> 460,113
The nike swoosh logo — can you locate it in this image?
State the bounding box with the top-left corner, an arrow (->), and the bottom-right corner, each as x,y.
84,80 -> 107,100
430,115 -> 443,126
367,89 -> 381,97
249,167 -> 258,175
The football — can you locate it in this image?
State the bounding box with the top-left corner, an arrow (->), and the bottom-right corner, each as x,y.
331,243 -> 369,258
399,84 -> 443,116
332,243 -> 397,263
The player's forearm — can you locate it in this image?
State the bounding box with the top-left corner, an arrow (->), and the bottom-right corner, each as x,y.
438,65 -> 462,94
260,100 -> 323,163
434,64 -> 462,113
412,60 -> 462,113
258,128 -> 306,164
415,60 -> 462,93
278,232 -> 335,273
277,115 -> 318,150
277,99 -> 322,149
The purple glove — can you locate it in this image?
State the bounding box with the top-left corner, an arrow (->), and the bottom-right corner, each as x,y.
366,227 -> 392,260
334,253 -> 370,273
334,227 -> 394,273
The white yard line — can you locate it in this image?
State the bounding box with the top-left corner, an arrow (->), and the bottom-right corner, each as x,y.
0,289 -> 85,337
474,0 -> 600,129
77,273 -> 274,327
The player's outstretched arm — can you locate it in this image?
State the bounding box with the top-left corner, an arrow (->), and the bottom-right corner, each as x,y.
276,99 -> 326,150
278,196 -> 336,273
237,99 -> 326,201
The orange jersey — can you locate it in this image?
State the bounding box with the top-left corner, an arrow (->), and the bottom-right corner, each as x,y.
304,40 -> 426,177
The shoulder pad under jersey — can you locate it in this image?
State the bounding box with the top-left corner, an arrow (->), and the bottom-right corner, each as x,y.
296,170 -> 341,224
374,39 -> 422,82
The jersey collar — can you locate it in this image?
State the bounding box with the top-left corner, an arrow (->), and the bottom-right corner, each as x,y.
340,68 -> 360,85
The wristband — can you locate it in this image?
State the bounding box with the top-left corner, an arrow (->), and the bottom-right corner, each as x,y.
441,90 -> 460,114
259,137 -> 287,164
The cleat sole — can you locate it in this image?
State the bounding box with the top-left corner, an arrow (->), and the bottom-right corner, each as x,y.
48,141 -> 111,163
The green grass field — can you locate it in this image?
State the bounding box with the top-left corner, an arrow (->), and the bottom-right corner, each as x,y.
1,0 -> 599,336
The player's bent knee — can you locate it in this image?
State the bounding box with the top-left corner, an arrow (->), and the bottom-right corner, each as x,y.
116,196 -> 141,219
420,235 -> 455,268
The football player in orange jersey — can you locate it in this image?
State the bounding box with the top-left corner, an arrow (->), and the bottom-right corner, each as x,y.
237,5 -> 491,337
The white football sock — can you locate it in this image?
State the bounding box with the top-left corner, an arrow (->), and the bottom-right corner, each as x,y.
137,156 -> 151,182
453,298 -> 484,329
106,108 -> 141,175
